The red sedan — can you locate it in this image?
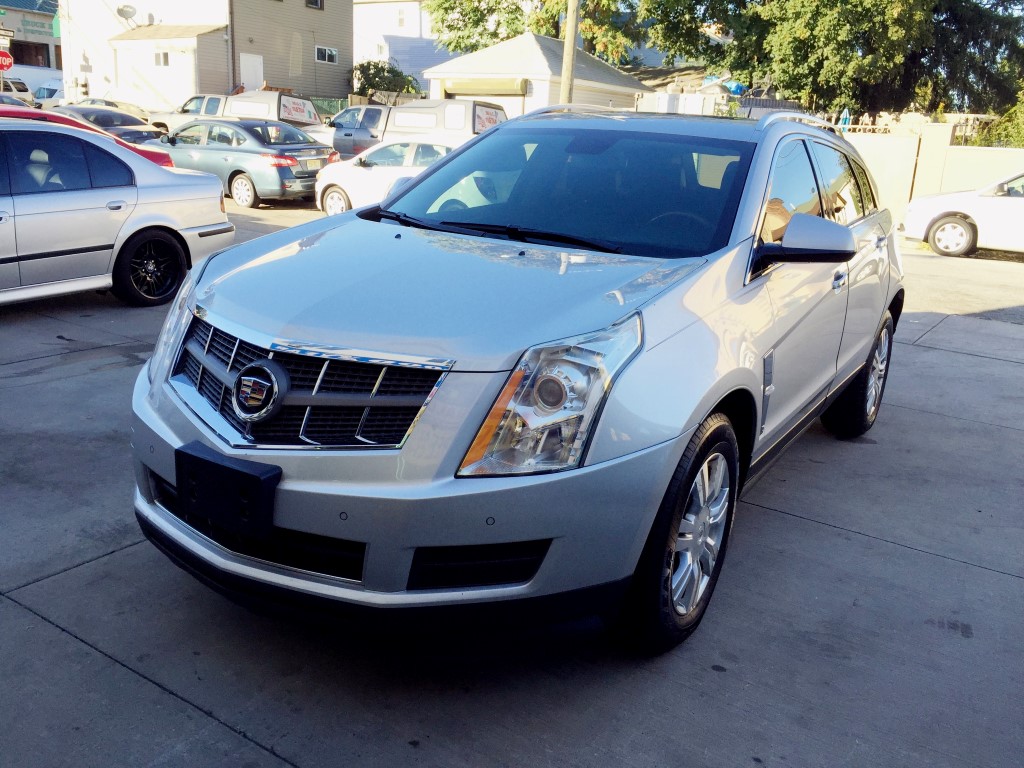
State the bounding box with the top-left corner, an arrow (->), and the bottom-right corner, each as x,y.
0,105 -> 174,167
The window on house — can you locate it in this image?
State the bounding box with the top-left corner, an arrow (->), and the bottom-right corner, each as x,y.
155,52 -> 169,67
306,0 -> 324,9
315,46 -> 338,64
397,8 -> 406,27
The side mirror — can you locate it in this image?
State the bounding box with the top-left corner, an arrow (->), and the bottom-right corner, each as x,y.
163,135 -> 177,146
993,182 -> 1008,196
356,157 -> 370,167
758,213 -> 857,264
324,117 -> 333,126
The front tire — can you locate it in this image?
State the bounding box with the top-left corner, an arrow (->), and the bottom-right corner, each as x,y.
111,230 -> 186,307
927,216 -> 975,257
821,311 -> 894,439
619,413 -> 739,654
230,173 -> 261,209
322,186 -> 350,216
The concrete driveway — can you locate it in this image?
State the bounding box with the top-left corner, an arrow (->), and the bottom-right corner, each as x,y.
2,206 -> 1021,767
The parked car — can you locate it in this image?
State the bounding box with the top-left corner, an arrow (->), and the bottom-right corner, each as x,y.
33,77 -> 64,110
0,104 -> 174,167
154,118 -> 337,207
902,171 -> 1024,256
54,105 -> 163,144
1,77 -> 36,107
149,91 -> 321,134
75,97 -> 149,120
0,122 -> 234,307
315,139 -> 454,215
307,99 -> 506,159
132,109 -> 904,652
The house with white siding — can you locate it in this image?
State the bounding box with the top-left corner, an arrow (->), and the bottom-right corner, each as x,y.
422,33 -> 651,117
352,0 -> 454,91
58,0 -> 352,111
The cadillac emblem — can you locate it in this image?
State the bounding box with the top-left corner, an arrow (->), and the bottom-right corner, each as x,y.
231,360 -> 289,423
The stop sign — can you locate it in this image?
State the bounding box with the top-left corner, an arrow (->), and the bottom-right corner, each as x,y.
0,52 -> 13,72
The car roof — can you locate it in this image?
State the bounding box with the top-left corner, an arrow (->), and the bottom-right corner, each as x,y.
513,108 -> 848,146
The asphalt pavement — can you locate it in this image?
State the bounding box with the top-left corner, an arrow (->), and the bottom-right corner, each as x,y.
1,203 -> 1022,767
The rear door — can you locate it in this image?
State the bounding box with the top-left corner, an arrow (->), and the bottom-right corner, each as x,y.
0,141 -> 17,290
9,131 -> 136,286
972,174 -> 1024,251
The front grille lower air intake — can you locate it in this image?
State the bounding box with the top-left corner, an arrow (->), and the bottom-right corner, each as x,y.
172,316 -> 448,448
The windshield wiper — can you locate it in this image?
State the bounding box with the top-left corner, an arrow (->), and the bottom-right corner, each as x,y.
439,221 -> 621,254
375,208 -> 449,232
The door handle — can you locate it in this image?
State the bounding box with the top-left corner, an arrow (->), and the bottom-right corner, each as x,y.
0,210 -> 9,223
832,270 -> 848,293
107,201 -> 127,211
343,132 -> 353,137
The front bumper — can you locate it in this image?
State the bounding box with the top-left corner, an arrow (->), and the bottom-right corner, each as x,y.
132,365 -> 685,610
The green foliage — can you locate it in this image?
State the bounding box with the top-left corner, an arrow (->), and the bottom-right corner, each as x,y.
422,0 -> 526,53
529,1 -> 645,62
639,0 -> 1024,114
973,88 -> 1024,147
353,60 -> 420,97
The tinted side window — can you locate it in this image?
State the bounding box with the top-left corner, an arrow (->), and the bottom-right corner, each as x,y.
175,124 -> 206,145
8,133 -> 91,194
84,143 -> 134,188
366,143 -> 408,167
362,108 -> 383,130
811,142 -> 864,224
850,159 -> 877,211
0,138 -> 10,195
760,140 -> 822,245
203,97 -> 222,115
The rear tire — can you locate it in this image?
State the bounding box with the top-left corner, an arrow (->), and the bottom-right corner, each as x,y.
230,173 -> 261,209
821,311 -> 894,439
111,230 -> 186,307
927,216 -> 975,257
617,413 -> 739,654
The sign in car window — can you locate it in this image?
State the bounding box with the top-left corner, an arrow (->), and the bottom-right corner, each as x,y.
473,105 -> 504,133
279,95 -> 319,125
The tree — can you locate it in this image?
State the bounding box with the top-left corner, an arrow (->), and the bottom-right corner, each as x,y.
353,60 -> 420,98
423,0 -> 643,62
422,0 -> 526,53
973,86 -> 1024,147
639,0 -> 1024,114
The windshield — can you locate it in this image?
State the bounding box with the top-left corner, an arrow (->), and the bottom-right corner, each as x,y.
247,122 -> 316,145
382,125 -> 753,258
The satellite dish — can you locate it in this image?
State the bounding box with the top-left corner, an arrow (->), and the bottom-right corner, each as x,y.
116,5 -> 137,20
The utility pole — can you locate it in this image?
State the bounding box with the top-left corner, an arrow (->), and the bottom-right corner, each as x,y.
558,0 -> 580,104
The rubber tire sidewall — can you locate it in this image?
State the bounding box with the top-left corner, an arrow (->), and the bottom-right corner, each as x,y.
620,413 -> 740,654
230,173 -> 261,209
322,186 -> 350,216
927,215 -> 975,257
821,310 -> 894,439
111,229 -> 186,307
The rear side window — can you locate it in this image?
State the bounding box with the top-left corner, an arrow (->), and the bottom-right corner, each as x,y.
850,159 -> 877,212
760,140 -> 822,245
84,143 -> 134,188
203,97 -> 222,115
7,132 -> 92,194
811,142 -> 865,224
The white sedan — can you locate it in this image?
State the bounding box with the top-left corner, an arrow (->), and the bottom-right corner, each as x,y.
903,171 -> 1024,256
0,121 -> 234,307
315,139 -> 453,215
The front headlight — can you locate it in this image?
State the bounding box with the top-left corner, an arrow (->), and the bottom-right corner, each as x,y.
146,270 -> 196,388
458,314 -> 642,477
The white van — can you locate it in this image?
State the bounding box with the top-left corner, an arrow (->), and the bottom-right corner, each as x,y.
8,65 -> 61,93
33,78 -> 64,110
1,77 -> 36,107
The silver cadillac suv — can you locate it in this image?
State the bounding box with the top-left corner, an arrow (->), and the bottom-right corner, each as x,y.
132,109 -> 905,651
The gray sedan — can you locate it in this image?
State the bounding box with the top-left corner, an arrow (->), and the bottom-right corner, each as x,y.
53,105 -> 164,145
154,119 -> 338,208
0,121 -> 234,307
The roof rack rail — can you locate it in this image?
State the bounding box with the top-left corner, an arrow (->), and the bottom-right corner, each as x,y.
755,111 -> 838,135
523,104 -> 618,118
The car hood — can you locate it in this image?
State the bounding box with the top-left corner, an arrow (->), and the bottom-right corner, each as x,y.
194,216 -> 704,371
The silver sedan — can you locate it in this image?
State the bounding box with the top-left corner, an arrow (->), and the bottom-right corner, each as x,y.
0,121 -> 234,307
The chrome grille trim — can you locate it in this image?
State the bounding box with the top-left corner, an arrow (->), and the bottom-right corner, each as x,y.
170,315 -> 451,450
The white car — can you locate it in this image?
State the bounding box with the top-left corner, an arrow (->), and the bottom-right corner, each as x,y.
903,171 -> 1024,256
315,139 -> 453,215
0,121 -> 234,307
